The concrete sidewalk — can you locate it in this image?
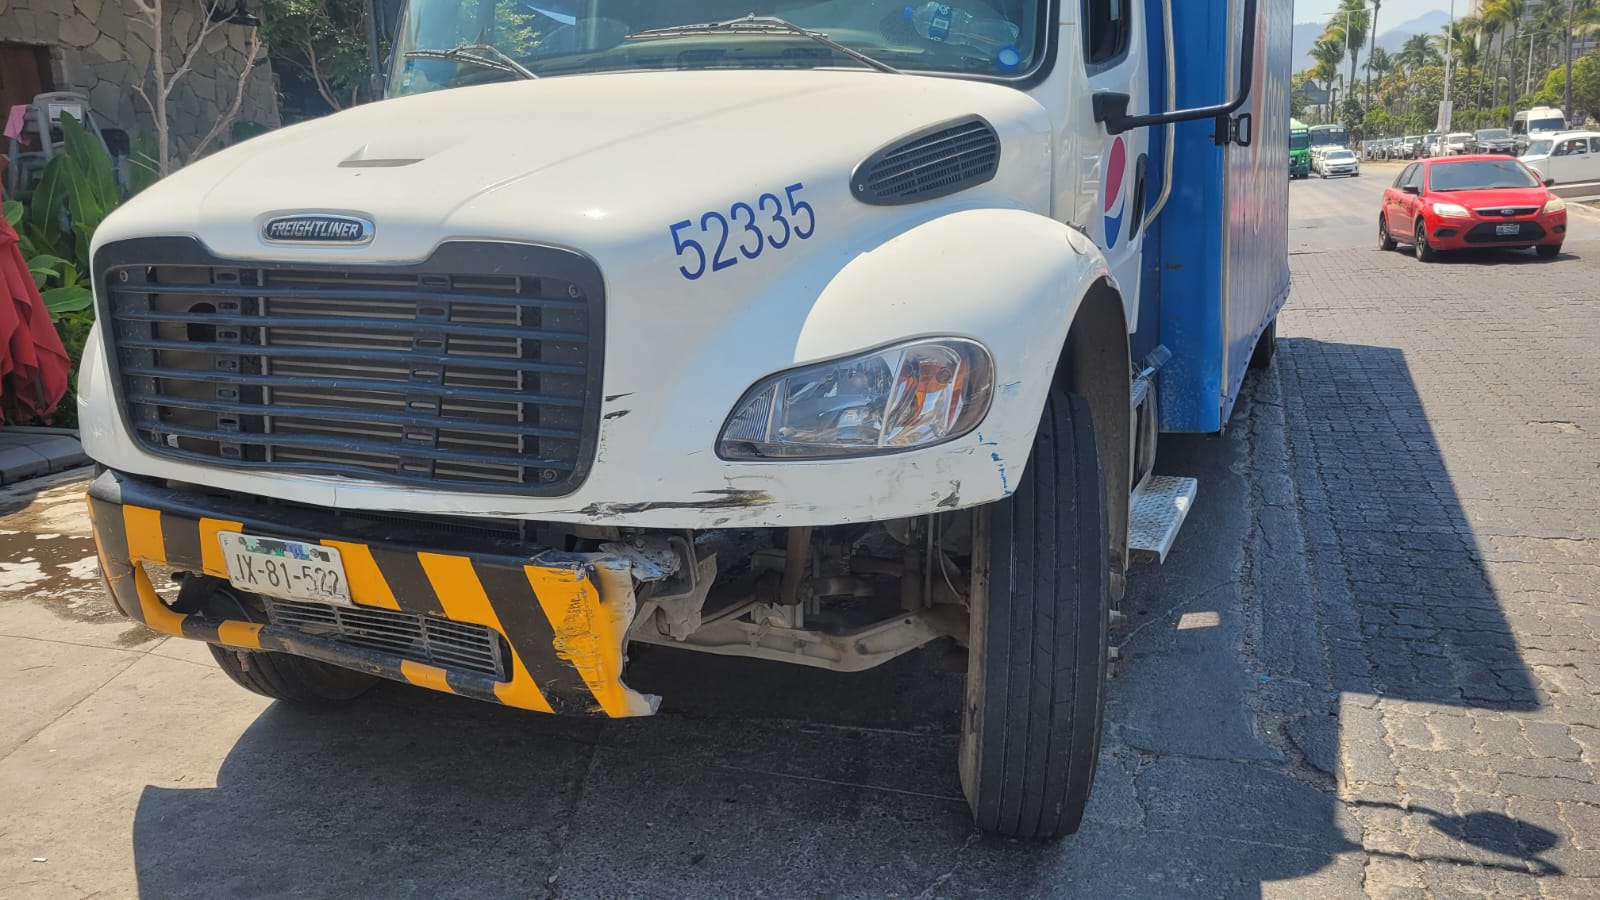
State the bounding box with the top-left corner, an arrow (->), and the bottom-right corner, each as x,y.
0,429 -> 88,486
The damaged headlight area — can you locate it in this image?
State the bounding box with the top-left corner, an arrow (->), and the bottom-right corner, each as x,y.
719,339 -> 993,460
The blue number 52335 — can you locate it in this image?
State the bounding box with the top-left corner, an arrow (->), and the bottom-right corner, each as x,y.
670,183 -> 816,281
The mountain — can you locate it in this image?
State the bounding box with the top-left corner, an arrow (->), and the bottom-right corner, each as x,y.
1294,10 -> 1452,77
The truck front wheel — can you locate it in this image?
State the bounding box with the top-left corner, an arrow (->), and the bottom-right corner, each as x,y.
209,645 -> 379,704
960,389 -> 1109,839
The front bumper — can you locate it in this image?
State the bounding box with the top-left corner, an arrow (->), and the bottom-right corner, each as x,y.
1427,214 -> 1566,250
87,470 -> 657,717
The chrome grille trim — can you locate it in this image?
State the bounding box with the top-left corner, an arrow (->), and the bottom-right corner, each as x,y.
265,597 -> 507,680
97,238 -> 604,493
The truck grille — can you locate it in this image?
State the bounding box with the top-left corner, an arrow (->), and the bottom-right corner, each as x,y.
265,597 -> 507,679
99,238 -> 604,493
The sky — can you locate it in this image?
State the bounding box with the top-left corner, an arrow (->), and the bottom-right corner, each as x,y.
1298,1 -> 1451,27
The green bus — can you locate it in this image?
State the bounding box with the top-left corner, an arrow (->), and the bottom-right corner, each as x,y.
1290,118 -> 1310,179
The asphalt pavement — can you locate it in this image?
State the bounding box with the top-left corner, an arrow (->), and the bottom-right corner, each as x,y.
2,166 -> 1598,898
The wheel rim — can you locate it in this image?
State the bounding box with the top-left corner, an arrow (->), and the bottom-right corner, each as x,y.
1380,217 -> 1388,246
1415,224 -> 1426,254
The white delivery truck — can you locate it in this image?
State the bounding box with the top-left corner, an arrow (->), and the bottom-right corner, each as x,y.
83,0 -> 1291,838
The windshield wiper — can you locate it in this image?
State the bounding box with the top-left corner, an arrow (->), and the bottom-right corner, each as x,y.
625,14 -> 901,74
404,42 -> 538,80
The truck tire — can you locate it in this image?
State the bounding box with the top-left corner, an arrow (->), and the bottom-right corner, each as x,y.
208,644 -> 379,703
1250,317 -> 1278,369
961,389 -> 1108,839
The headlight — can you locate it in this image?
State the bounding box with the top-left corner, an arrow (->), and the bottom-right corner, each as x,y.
1544,196 -> 1567,213
1432,202 -> 1472,218
718,339 -> 993,460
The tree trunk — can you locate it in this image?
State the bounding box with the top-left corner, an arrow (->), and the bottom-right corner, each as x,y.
1366,1 -> 1381,109
1565,0 -> 1576,121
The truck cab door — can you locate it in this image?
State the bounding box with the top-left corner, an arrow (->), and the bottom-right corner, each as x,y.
1080,0 -> 1149,327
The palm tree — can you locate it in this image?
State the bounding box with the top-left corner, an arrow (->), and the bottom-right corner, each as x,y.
1365,47 -> 1396,114
1564,0 -> 1600,119
1533,0 -> 1570,84
1335,0 -> 1371,109
1366,0 -> 1383,108
1309,38 -> 1345,121
1397,33 -> 1440,75
1435,17 -> 1481,113
1479,1 -> 1513,110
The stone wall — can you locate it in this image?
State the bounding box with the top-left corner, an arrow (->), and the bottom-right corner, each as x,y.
0,0 -> 278,159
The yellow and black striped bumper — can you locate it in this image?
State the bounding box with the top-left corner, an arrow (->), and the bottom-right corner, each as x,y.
87,470 -> 656,717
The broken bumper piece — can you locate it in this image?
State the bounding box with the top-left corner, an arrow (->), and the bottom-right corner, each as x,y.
86,470 -> 658,717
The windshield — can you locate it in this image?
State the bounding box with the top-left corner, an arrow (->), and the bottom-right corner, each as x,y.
1530,117 -> 1565,133
1525,139 -> 1554,156
1427,159 -> 1539,192
391,0 -> 1046,93
1447,133 -> 1472,143
1327,150 -> 1355,160
1308,126 -> 1347,147
1289,132 -> 1309,151
1477,129 -> 1509,140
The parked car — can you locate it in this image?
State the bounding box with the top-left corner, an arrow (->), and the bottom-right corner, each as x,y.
1474,128 -> 1515,155
1401,135 -> 1422,159
1379,155 -> 1567,260
1520,131 -> 1600,185
1444,132 -> 1475,155
1319,148 -> 1360,177
1420,133 -> 1444,157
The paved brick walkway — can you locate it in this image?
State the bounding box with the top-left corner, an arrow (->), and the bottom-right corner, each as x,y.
1278,193 -> 1600,896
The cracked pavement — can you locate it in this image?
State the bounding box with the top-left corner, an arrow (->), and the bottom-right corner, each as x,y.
1,169 -> 1598,897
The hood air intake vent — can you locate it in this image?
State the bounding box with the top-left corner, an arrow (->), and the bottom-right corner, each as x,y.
851,116 -> 1000,206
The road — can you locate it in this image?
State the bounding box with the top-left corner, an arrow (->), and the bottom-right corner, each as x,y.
2,165 -> 1598,898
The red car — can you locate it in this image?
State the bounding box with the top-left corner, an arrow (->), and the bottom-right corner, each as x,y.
1379,155 -> 1568,260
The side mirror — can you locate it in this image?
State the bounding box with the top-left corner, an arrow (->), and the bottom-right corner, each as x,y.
1544,177 -> 1556,187
1401,184 -> 1420,195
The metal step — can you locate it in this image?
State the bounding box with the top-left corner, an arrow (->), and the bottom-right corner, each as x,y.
1128,474 -> 1198,563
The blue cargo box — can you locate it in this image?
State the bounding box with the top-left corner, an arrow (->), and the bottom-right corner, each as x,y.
1133,0 -> 1294,433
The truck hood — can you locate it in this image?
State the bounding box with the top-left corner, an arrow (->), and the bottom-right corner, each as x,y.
99,70 -> 1053,263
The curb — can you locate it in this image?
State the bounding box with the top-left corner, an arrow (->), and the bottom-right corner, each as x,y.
0,429 -> 90,485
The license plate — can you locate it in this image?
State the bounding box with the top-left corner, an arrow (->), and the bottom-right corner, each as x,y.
219,533 -> 352,606
1496,224 -> 1520,235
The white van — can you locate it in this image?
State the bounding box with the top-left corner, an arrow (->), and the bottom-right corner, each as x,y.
1513,107 -> 1568,153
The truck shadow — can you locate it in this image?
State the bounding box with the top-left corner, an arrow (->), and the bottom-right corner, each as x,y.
128,338 -> 1548,898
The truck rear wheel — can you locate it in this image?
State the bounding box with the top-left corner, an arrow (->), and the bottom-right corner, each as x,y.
960,389 -> 1108,839
209,645 -> 379,704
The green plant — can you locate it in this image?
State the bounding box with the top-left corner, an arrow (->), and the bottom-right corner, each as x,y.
4,113 -> 127,425
3,199 -> 92,321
